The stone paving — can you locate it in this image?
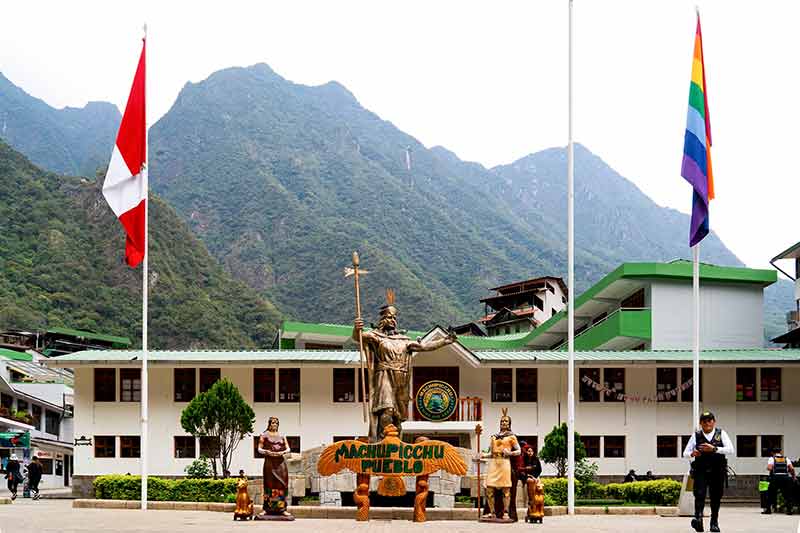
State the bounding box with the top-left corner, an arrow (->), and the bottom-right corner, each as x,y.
0,500 -> 798,533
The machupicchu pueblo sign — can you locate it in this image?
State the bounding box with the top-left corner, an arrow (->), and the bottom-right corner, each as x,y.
317,424 -> 467,521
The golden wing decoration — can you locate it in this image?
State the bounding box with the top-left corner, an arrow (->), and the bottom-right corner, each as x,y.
416,440 -> 468,476
317,439 -> 364,476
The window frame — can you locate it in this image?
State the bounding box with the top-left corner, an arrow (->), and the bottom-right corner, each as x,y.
602,368 -> 625,402
736,368 -> 757,402
579,368 -> 601,402
94,368 -> 116,402
491,368 -> 513,403
760,368 -> 781,402
254,368 -> 276,403
94,435 -> 116,458
680,367 -> 703,402
656,368 -> 678,403
174,368 -> 196,403
199,368 -> 221,394
656,435 -> 679,458
761,435 -> 783,458
174,436 -> 197,459
736,435 -> 758,458
120,436 -> 141,458
278,368 -> 301,403
333,368 -> 356,403
199,435 -> 220,458
581,436 -> 601,458
44,410 -> 60,436
119,368 -> 141,402
515,368 -> 538,403
604,436 -> 626,458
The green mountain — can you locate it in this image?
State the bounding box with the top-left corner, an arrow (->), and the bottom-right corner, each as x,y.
0,72 -> 121,177
147,63 -> 791,334
0,140 -> 281,349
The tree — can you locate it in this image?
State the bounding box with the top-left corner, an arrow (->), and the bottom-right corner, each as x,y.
180,379 -> 255,478
538,423 -> 587,477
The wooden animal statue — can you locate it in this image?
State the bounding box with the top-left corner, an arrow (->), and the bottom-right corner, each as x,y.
525,477 -> 545,524
233,477 -> 254,521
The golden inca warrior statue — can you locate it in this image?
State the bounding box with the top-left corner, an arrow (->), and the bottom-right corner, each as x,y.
480,408 -> 521,521
353,288 -> 456,441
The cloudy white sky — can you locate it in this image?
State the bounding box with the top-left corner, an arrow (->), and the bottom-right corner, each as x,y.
1,1 -> 798,271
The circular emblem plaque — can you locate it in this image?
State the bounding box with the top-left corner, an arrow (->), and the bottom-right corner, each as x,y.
415,380 -> 457,421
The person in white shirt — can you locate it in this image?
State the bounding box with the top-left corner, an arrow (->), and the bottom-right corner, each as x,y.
682,411 -> 734,533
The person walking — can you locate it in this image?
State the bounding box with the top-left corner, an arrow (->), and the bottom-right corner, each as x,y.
26,455 -> 43,500
4,453 -> 23,500
764,447 -> 795,515
683,411 -> 734,532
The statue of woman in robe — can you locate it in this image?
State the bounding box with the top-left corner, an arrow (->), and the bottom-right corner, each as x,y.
257,416 -> 293,519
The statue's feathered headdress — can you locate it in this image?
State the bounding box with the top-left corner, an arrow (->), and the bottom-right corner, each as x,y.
380,288 -> 397,318
500,407 -> 511,426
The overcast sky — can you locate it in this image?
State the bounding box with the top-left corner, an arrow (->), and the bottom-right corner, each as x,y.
2,1 -> 797,271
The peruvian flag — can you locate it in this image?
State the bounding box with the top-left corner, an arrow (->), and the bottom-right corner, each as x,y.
103,38 -> 147,267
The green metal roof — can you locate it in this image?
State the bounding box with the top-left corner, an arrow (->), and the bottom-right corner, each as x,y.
280,262 -> 777,352
46,327 -> 132,346
0,348 -> 33,361
44,348 -> 800,366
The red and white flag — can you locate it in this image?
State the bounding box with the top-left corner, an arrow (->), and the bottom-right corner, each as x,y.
103,38 -> 147,267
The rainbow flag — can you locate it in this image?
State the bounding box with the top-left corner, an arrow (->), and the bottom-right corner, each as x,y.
681,13 -> 714,247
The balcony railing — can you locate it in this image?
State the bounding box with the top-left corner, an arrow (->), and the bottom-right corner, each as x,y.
408,396 -> 483,422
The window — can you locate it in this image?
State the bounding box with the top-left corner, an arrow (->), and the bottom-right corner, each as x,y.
45,410 -> 60,436
199,368 -> 221,393
16,399 -> 28,413
333,436 -> 355,442
333,368 -> 355,403
287,436 -> 301,453
200,436 -> 220,458
31,404 -> 42,430
621,288 -> 645,308
680,368 -> 703,402
39,458 -> 54,475
174,369 -> 196,402
517,435 -> 538,453
174,436 -> 196,458
0,393 -> 12,409
94,368 -> 116,402
761,435 -> 783,458
656,368 -> 678,402
516,369 -> 538,402
737,435 -> 757,458
603,368 -> 625,402
491,369 -> 512,402
279,368 -> 300,402
254,368 -> 276,402
579,368 -> 600,402
120,369 -> 141,402
604,436 -> 626,458
581,436 -> 600,458
95,436 -> 116,458
657,436 -> 679,458
120,436 -> 141,458
760,368 -> 781,401
736,368 -> 757,402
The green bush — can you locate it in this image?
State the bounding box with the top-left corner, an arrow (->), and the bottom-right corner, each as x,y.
605,479 -> 681,506
541,477 -> 583,506
579,481 -> 607,499
93,475 -> 238,502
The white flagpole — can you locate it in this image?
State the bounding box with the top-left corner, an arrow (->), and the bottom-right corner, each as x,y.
141,22 -> 149,511
692,244 -> 700,430
566,0 -> 576,516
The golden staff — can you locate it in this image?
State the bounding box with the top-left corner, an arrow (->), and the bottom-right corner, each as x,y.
345,252 -> 369,423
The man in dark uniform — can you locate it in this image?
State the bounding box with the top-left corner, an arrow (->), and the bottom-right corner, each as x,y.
764,447 -> 795,515
683,411 -> 734,532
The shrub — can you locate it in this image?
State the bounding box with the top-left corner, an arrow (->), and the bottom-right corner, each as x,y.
93,475 -> 238,502
185,456 -> 213,479
579,481 -> 607,499
541,477 -> 583,506
605,479 -> 681,505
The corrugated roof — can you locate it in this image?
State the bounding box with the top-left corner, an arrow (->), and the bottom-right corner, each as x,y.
44,348 -> 800,366
0,348 -> 33,361
6,360 -> 74,385
46,327 -> 131,346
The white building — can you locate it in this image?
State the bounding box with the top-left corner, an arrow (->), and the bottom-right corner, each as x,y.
43,261 -> 800,498
0,349 -> 75,489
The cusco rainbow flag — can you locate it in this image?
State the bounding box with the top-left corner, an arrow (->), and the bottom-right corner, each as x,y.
681,13 -> 715,247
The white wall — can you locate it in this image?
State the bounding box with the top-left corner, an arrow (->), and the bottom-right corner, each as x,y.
71,358 -> 800,479
650,281 -> 765,349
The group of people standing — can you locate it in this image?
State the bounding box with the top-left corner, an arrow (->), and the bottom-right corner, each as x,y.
4,454 -> 44,501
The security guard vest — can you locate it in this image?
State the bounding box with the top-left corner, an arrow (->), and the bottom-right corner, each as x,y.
693,428 -> 727,472
772,454 -> 790,477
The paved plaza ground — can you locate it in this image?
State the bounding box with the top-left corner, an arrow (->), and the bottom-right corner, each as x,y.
0,500 -> 798,533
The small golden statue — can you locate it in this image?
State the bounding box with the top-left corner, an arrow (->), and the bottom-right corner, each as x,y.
525,477 -> 545,524
233,472 -> 254,521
